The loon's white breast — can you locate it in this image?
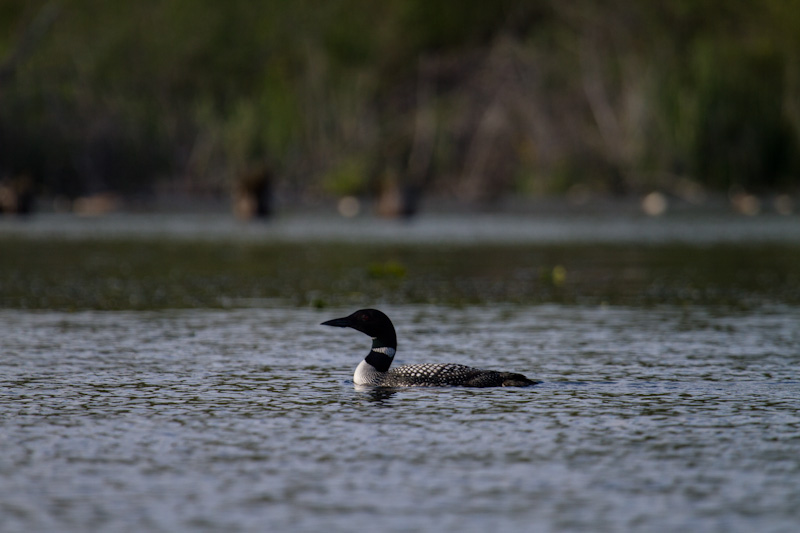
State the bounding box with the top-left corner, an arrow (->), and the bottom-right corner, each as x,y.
354,359 -> 384,385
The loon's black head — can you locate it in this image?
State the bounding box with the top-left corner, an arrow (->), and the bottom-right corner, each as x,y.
321,308 -> 397,348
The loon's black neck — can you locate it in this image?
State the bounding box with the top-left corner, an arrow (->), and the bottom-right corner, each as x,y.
319,308 -> 398,374
365,336 -> 396,372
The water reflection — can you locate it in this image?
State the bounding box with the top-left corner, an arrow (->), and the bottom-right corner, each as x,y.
353,385 -> 400,403
1,306 -> 799,532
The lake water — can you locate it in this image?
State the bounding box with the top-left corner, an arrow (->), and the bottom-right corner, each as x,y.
1,212 -> 800,532
1,305 -> 799,532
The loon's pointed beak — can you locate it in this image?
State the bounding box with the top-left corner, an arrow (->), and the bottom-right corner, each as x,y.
321,316 -> 352,328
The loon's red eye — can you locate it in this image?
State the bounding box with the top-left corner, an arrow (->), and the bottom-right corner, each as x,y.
359,313 -> 369,321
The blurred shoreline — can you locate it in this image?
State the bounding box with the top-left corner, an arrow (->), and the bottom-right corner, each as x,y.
2,198 -> 798,245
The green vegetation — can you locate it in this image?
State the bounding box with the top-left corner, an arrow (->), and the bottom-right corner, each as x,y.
1,1 -> 798,203
2,237 -> 799,310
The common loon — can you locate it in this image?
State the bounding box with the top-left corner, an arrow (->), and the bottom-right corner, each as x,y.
321,309 -> 538,387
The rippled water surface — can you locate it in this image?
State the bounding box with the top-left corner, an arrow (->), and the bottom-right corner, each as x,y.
2,305 -> 799,532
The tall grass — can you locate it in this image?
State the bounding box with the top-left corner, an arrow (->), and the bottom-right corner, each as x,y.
1,0 -> 798,205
